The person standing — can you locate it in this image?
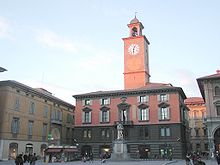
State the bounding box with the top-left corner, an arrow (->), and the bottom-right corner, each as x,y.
15,154 -> 24,165
216,153 -> 220,165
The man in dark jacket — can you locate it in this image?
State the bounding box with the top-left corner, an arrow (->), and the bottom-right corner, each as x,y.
15,154 -> 23,165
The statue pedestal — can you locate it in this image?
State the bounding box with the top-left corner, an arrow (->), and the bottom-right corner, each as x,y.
111,140 -> 130,160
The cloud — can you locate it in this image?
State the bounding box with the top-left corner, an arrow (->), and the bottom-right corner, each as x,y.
0,16 -> 13,39
35,29 -> 78,53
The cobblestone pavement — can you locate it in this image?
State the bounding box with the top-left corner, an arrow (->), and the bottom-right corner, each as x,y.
0,159 -> 218,165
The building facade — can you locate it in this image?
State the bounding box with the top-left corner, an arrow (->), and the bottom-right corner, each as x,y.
0,80 -> 74,160
197,70 -> 220,156
185,97 -> 208,154
73,17 -> 189,159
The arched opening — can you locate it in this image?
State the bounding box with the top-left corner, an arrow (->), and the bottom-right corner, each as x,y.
132,27 -> 138,37
8,142 -> 18,160
50,128 -> 61,146
138,145 -> 150,159
81,145 -> 92,157
25,143 -> 33,154
41,144 -> 47,157
214,128 -> 220,152
100,145 -> 111,159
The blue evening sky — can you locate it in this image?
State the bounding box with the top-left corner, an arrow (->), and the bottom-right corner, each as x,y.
0,0 -> 219,104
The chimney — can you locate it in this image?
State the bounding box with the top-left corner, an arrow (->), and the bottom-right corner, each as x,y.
216,70 -> 220,74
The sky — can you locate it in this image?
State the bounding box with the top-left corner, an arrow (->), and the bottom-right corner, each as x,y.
0,0 -> 220,104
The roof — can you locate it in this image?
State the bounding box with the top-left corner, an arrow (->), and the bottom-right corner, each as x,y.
73,82 -> 187,99
0,80 -> 74,109
197,70 -> 220,81
130,16 -> 139,24
184,97 -> 204,105
197,70 -> 220,99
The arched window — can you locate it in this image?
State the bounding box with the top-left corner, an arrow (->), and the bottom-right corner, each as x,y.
215,86 -> 220,96
132,27 -> 138,36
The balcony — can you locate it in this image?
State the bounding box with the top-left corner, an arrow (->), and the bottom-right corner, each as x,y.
114,120 -> 133,126
51,119 -> 62,125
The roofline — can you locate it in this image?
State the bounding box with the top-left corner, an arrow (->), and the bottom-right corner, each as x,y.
0,80 -> 74,109
73,87 -> 186,99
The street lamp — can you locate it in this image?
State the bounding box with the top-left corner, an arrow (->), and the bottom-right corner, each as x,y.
0,67 -> 7,72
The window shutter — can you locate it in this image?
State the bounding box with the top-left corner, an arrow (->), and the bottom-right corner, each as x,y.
82,100 -> 85,106
146,108 -> 149,120
167,94 -> 169,101
106,110 -> 110,122
138,108 -> 141,121
167,107 -> 170,119
82,111 -> 85,123
100,99 -> 102,105
146,95 -> 149,102
158,108 -> 161,120
157,95 -> 161,102
137,96 -> 140,103
17,120 -> 20,133
90,100 -> 92,105
89,111 -> 92,123
99,111 -> 102,123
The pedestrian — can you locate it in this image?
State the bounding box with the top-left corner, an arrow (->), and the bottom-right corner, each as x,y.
29,153 -> 37,165
23,153 -> 27,163
216,153 -> 220,165
15,154 -> 24,165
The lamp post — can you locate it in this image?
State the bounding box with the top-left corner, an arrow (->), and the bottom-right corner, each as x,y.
0,67 -> 7,72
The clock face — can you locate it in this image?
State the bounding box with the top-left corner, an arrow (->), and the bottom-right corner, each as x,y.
128,44 -> 139,55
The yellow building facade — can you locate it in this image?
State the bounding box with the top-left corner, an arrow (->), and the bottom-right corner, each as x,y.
0,80 -> 74,160
185,97 -> 208,154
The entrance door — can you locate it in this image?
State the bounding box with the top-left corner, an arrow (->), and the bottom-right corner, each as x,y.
214,128 -> 220,152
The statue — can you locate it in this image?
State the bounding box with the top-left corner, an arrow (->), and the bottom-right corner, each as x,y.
117,123 -> 124,140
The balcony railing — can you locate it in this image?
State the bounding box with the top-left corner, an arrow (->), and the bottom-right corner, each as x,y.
51,119 -> 62,125
114,120 -> 133,126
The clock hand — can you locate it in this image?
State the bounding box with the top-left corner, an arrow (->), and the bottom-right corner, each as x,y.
133,45 -> 136,53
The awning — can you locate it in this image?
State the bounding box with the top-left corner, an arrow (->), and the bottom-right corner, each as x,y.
63,148 -> 78,153
45,148 -> 62,153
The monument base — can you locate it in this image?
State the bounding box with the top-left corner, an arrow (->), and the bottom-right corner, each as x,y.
110,140 -> 130,161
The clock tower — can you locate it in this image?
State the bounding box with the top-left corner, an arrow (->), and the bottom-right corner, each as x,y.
123,16 -> 150,89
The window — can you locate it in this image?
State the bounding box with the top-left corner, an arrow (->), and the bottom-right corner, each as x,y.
28,121 -> 34,139
83,99 -> 92,106
160,127 -> 171,137
83,129 -> 91,139
42,123 -> 47,141
100,98 -> 110,106
144,127 -> 149,138
217,106 -> 220,116
159,94 -> 168,102
159,107 -> 170,120
29,102 -> 35,114
139,108 -> 149,121
101,129 -> 110,138
138,95 -> 149,103
82,111 -> 91,123
66,127 -> 70,139
100,110 -> 110,123
203,128 -> 207,136
67,114 -> 73,123
215,86 -> 220,96
195,129 -> 199,137
11,117 -> 20,134
194,111 -> 198,119
14,97 -> 20,111
43,106 -> 48,118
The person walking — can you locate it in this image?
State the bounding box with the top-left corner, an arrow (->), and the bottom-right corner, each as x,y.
15,154 -> 24,165
29,153 -> 37,165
